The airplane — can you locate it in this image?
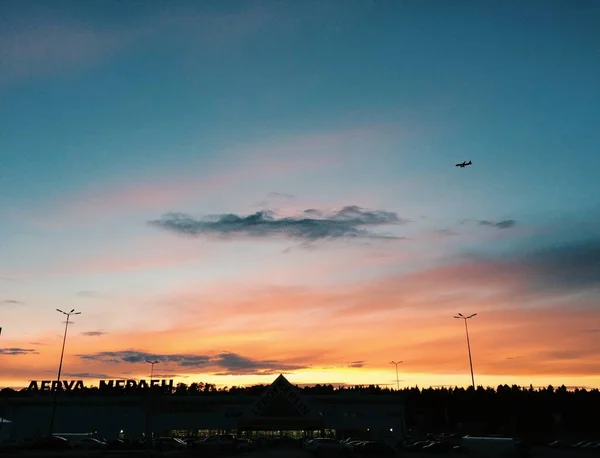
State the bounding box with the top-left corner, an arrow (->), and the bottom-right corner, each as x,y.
455,160 -> 472,168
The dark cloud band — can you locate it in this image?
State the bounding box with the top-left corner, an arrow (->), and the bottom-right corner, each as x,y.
77,350 -> 308,376
149,205 -> 407,242
0,348 -> 38,355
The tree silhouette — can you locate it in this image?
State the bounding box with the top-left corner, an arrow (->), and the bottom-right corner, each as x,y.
2,382 -> 599,442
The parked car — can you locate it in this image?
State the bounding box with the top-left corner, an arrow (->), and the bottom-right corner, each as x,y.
306,438 -> 349,456
156,437 -> 187,451
192,434 -> 236,453
236,438 -> 255,452
352,441 -> 398,456
30,436 -> 70,450
0,438 -> 25,451
73,437 -> 108,450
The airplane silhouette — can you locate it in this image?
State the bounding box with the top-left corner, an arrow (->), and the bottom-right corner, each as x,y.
455,160 -> 472,168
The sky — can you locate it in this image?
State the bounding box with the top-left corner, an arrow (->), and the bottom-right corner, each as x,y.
1,0 -> 600,390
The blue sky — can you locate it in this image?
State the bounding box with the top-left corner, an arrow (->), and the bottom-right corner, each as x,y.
1,0 -> 599,388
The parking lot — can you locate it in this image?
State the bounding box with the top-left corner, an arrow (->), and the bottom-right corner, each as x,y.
0,446 -> 598,458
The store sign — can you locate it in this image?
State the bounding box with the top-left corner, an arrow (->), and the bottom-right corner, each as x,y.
251,375 -> 310,416
27,379 -> 174,392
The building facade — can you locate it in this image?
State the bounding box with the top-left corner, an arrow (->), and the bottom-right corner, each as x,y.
3,375 -> 405,441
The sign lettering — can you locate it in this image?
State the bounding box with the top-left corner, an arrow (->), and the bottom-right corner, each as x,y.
27,379 -> 174,392
251,376 -> 310,416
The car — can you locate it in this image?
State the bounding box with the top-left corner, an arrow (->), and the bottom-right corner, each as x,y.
30,436 -> 71,450
192,434 -> 236,453
236,438 -> 255,452
305,438 -> 349,456
352,441 -> 398,456
74,438 -> 108,450
156,437 -> 187,451
0,438 -> 25,451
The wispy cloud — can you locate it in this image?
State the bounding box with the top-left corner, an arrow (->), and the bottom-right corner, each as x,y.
81,331 -> 107,337
149,205 -> 408,244
0,18 -> 141,86
62,372 -> 115,379
494,237 -> 600,293
78,350 -> 209,366
212,353 -> 308,376
433,229 -> 459,237
0,348 -> 38,355
348,360 -> 366,368
0,6 -> 274,86
76,291 -> 104,299
255,191 -> 296,207
77,350 -> 308,375
478,219 -> 516,229
154,236 -> 600,329
152,374 -> 189,379
461,219 -> 516,229
267,192 -> 295,200
22,128 -> 367,228
2,299 -> 24,305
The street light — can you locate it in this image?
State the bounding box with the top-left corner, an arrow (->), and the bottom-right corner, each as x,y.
0,327 -> 4,438
144,359 -> 159,445
454,312 -> 477,388
390,360 -> 403,391
49,308 -> 81,435
146,360 -> 159,383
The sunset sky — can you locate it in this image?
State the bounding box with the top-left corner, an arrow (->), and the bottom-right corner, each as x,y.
1,0 -> 599,390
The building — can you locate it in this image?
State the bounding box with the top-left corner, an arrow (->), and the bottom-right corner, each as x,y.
3,375 -> 405,441
0,417 -> 11,442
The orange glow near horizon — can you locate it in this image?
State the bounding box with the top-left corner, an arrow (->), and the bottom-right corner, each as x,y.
2,260 -> 600,390
2,0 -> 600,401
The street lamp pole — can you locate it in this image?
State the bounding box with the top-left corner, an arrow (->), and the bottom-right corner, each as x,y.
144,360 -> 159,445
454,313 -> 477,388
0,327 -> 5,437
146,360 -> 159,384
49,308 -> 81,435
390,360 -> 403,391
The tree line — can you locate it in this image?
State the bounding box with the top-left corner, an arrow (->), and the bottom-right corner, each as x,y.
2,383 -> 599,441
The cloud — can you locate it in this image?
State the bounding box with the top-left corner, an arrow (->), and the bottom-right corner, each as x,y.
295,383 -> 350,388
24,128 -> 363,228
146,233 -> 600,376
77,350 -> 308,375
267,192 -> 295,200
0,348 -> 38,355
0,6 -> 274,86
433,229 -> 459,237
79,351 -> 212,366
81,331 -> 107,337
460,219 -> 517,229
459,237 -> 600,295
212,352 -> 307,375
152,374 -> 189,379
76,291 -> 104,298
348,361 -> 366,368
255,192 -> 296,207
2,299 -> 24,305
479,219 -> 516,229
62,372 -> 114,379
149,205 -> 407,243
